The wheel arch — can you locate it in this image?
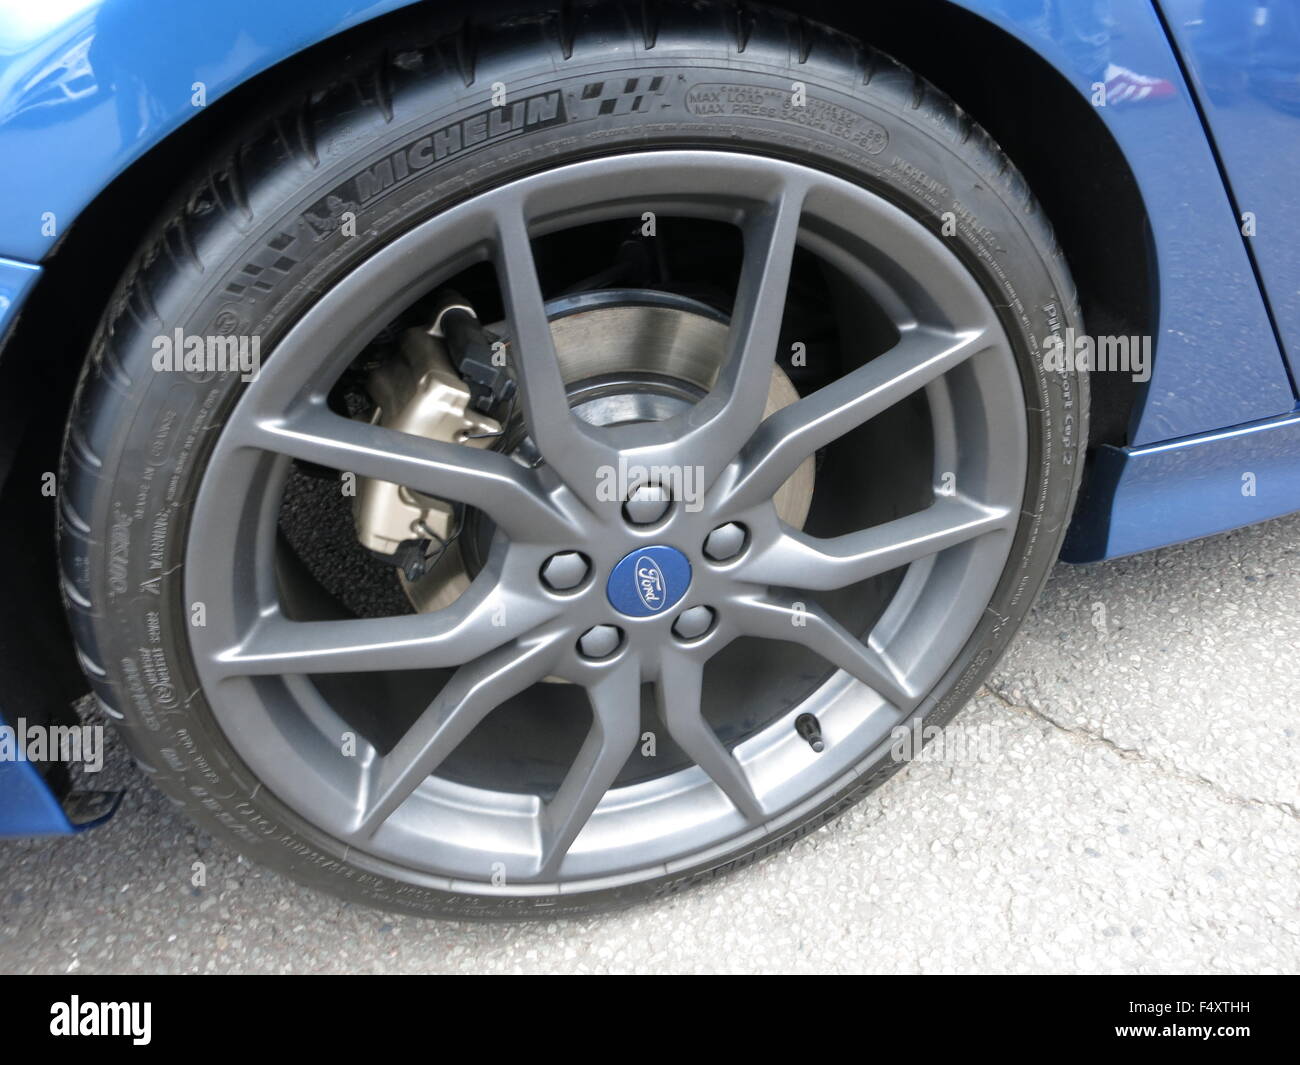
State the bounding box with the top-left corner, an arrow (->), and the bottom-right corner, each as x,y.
787,0 -> 1154,451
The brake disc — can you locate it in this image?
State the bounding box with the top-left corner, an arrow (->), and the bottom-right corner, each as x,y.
356,288 -> 814,613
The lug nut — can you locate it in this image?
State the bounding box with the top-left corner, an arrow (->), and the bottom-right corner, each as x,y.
577,624 -> 622,660
703,522 -> 747,562
540,551 -> 590,592
672,605 -> 716,641
622,483 -> 671,525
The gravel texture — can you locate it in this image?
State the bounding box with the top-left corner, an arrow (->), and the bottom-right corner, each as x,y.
2,514 -> 1297,974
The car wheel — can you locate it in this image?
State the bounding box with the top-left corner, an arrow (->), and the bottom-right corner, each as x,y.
59,1 -> 1086,918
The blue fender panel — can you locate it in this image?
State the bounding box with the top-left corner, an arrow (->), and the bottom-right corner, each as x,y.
947,0 -> 1295,443
0,716 -> 122,834
0,706 -> 77,836
0,257 -> 71,836
1155,0 -> 1300,379
0,256 -> 40,338
0,254 -> 124,836
0,0 -> 414,263
1062,410 -> 1300,561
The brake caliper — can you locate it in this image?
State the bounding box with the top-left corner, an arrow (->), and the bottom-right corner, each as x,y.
353,296 -> 504,580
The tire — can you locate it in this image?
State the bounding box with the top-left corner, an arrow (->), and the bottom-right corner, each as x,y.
59,0 -> 1087,919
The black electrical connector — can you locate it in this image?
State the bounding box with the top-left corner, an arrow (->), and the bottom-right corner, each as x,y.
436,295 -> 516,414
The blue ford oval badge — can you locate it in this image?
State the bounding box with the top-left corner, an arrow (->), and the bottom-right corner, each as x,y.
607,545 -> 691,618
635,556 -> 667,611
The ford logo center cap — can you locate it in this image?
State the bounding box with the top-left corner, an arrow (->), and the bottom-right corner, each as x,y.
607,545 -> 692,618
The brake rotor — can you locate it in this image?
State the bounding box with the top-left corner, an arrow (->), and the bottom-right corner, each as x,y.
399,289 -> 815,612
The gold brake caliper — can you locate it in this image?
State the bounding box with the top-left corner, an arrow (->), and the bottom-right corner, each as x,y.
353,318 -> 500,559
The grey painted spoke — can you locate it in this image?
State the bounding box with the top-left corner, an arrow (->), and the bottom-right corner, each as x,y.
731,596 -> 916,711
677,180 -> 807,481
243,401 -> 574,543
740,497 -> 1015,591
655,651 -> 764,822
728,325 -> 993,511
214,577 -> 555,677
494,200 -> 615,495
535,658 -> 642,878
357,632 -> 566,837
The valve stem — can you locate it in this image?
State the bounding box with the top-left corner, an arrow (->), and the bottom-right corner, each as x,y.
795,713 -> 825,753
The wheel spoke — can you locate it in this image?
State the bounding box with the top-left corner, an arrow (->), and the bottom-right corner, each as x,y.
672,179 -> 808,483
727,325 -> 994,510
739,497 -> 1015,591
655,650 -> 764,822
731,595 -> 916,711
356,630 -> 566,837
493,198 -> 616,496
240,399 -> 575,543
535,658 -> 642,878
213,575 -> 555,677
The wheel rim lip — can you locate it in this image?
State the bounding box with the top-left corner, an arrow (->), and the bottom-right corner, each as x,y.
185,149 -> 1028,890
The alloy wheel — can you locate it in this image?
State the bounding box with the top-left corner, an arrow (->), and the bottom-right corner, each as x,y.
186,151 -> 1026,891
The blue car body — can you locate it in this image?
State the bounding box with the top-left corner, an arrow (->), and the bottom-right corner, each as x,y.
0,0 -> 1296,834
